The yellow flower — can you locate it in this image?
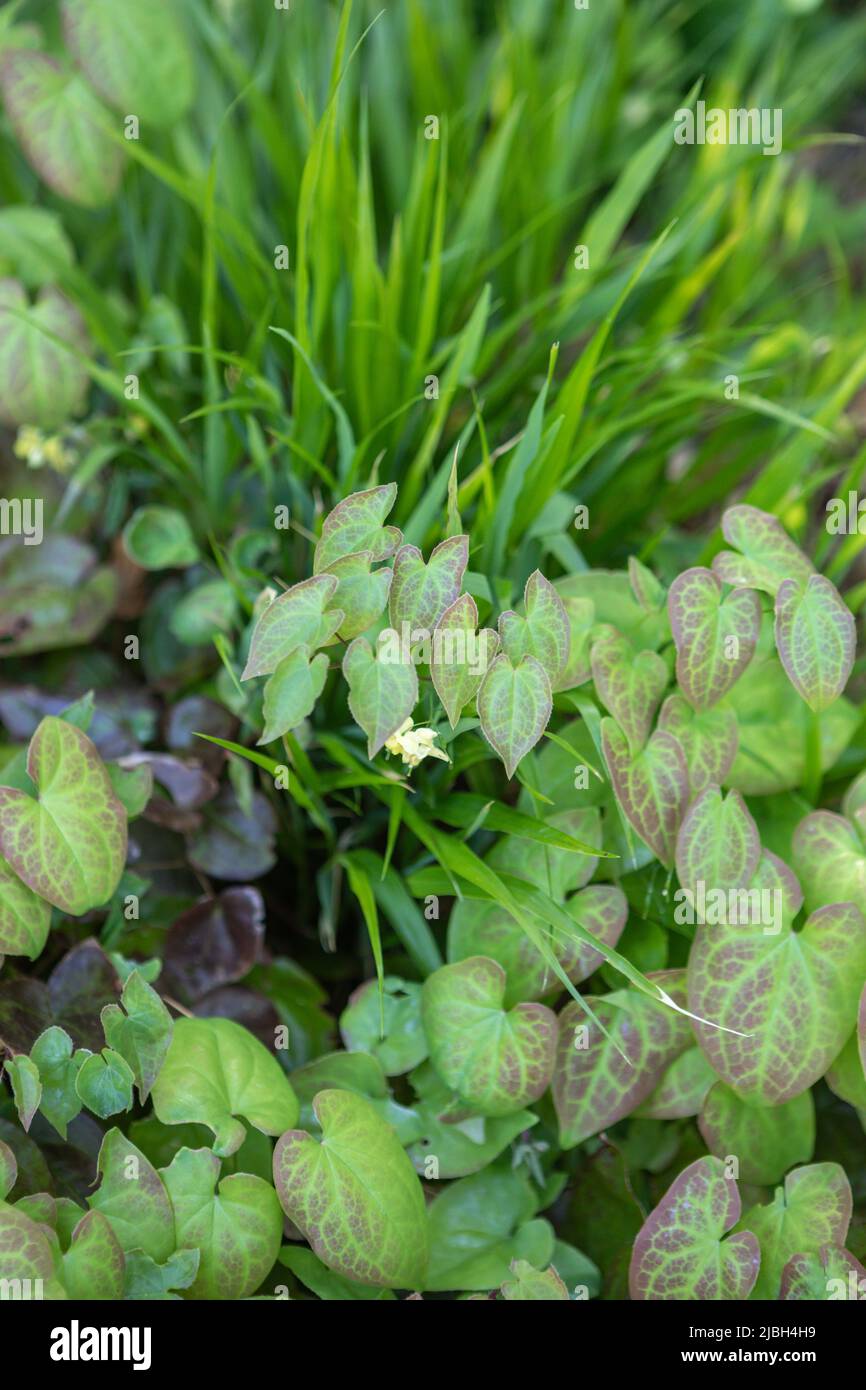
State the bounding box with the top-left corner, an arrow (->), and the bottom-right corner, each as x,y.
41,435 -> 75,472
384,717 -> 451,770
13,425 -> 47,466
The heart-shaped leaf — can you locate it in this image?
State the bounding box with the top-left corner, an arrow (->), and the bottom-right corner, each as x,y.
675,785 -> 761,895
792,810 -> 866,913
657,695 -> 738,795
313,484 -> 401,573
698,1082 -> 815,1185
478,653 -> 552,778
88,1128 -> 174,1263
150,1016 -> 299,1157
343,636 -> 419,757
421,957 -> 556,1116
75,1047 -> 134,1118
122,505 -> 199,570
591,628 -> 668,756
273,1088 -> 429,1288
100,969 -> 173,1104
5,1053 -> 40,1130
389,535 -> 468,634
635,1046 -> 716,1120
0,280 -> 90,428
558,596 -> 595,689
430,592 -> 499,728
501,1258 -> 569,1300
780,1246 -> 866,1300
0,855 -> 51,960
29,1025 -> 84,1138
340,976 -> 427,1076
165,887 -> 265,1002
629,1156 -> 760,1300
0,51 -> 124,207
123,1247 -> 200,1300
713,504 -> 813,595
161,1146 -> 282,1300
668,567 -> 760,708
258,646 -> 329,744
553,975 -> 692,1148
0,1202 -> 60,1289
775,574 -> 855,712
322,551 -> 392,641
601,720 -> 689,868
688,902 -> 866,1104
61,0 -> 194,126
61,1209 -> 125,1300
499,571 -> 571,690
739,1162 -> 851,1299
0,717 -> 127,915
425,1168 -> 552,1292
403,1063 -> 537,1179
242,575 -> 342,680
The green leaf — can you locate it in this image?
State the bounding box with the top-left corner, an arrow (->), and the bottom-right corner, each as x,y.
657,695 -> 738,796
688,902 -> 866,1104
739,1163 -> 852,1300
439,796 -> 605,860
0,1202 -> 59,1289
279,1245 -> 395,1301
635,1046 -> 716,1121
259,647 -> 329,744
313,484 -> 401,573
4,1053 -> 41,1130
123,1247 -> 201,1300
775,574 -> 855,712
340,977 -> 427,1076
273,1089 -> 429,1289
242,575 -> 342,681
170,579 -> 238,646
100,969 -> 173,1103
558,596 -> 595,690
404,1063 -> 537,1179
792,810 -> 866,913
0,206 -> 74,288
161,1147 -> 282,1300
75,1048 -> 134,1118
630,1157 -> 760,1300
675,785 -> 761,895
61,1209 -> 125,1300
0,281 -> 90,429
88,1128 -> 175,1263
498,571 -> 571,691
0,1140 -> 16,1200
698,1083 -> 814,1186
122,505 -> 198,570
106,761 -> 153,819
30,1026 -> 84,1138
61,0 -> 194,126
590,627 -> 668,757
500,1258 -> 569,1300
713,504 -> 813,595
477,653 -> 552,778
0,855 -> 51,960
425,1168 -> 553,1292
389,535 -> 469,633
430,592 -> 498,728
601,719 -> 688,867
0,716 -> 127,915
150,1016 -> 299,1157
668,567 -> 760,709
553,977 -> 692,1148
322,551 -> 392,641
0,50 -> 123,207
343,635 -> 419,757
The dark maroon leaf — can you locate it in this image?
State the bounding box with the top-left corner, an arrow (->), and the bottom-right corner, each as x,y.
118,751 -> 219,831
0,977 -> 52,1053
164,887 -> 266,1001
47,939 -> 121,1051
165,695 -> 236,775
192,986 -> 280,1048
187,787 -> 277,882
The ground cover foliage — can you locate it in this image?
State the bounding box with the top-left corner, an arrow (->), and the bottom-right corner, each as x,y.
2,0 -> 866,1302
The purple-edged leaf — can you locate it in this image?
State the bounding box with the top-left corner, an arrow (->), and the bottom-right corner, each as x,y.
792,810 -> 866,913
241,575 -> 342,680
258,646 -> 329,744
486,807 -> 603,896
698,1082 -> 814,1186
61,1209 -> 125,1300
591,627 -> 667,756
389,535 -> 469,634
601,719 -> 689,868
343,635 -> 419,758
61,0 -> 194,127
0,716 -> 126,915
561,885 -> 629,985
713,504 -> 813,595
629,1156 -> 760,1301
775,574 -> 855,712
421,957 -> 557,1116
0,855 -> 50,959
430,592 -> 498,728
780,1245 -> 866,1300
501,1259 -> 570,1300
165,887 -> 265,1002
553,972 -> 692,1148
0,51 -> 124,208
558,596 -> 595,689
313,484 -> 401,574
634,1046 -> 716,1120
323,551 -> 392,641
477,653 -> 552,779
825,1030 -> 866,1109
688,902 -> 866,1104
668,567 -> 760,709
675,785 -> 761,895
88,1128 -> 174,1262
657,694 -> 738,796
499,571 -> 571,690
739,1163 -> 852,1299
273,1089 -> 428,1288
0,281 -> 90,428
